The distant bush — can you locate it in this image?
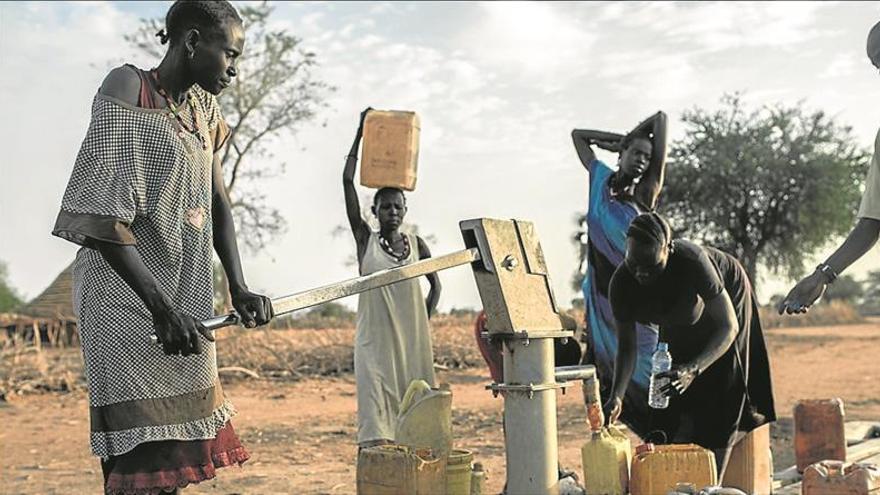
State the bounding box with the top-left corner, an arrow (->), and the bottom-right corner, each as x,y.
448,307 -> 479,318
432,316 -> 484,369
270,302 -> 356,330
215,317 -> 489,379
217,327 -> 356,378
0,346 -> 85,400
760,300 -> 865,329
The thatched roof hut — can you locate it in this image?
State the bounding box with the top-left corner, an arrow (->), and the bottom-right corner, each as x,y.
20,263 -> 75,320
2,262 -> 77,348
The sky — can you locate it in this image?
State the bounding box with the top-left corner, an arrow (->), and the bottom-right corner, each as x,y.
2,1 -> 880,312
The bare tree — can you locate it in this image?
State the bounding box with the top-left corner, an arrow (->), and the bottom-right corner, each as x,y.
126,3 -> 335,251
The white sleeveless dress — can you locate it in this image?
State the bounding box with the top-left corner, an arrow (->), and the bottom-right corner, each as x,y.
354,231 -> 436,444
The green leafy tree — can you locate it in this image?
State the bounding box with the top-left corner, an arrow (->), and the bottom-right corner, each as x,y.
661,94 -> 870,287
0,261 -> 24,312
126,3 -> 334,251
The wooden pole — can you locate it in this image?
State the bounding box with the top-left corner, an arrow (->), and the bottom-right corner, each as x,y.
32,321 -> 41,352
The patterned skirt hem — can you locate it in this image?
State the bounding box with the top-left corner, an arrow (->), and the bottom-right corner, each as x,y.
92,400 -> 237,459
104,445 -> 249,495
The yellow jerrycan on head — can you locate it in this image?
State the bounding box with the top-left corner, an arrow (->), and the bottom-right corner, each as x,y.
395,380 -> 453,457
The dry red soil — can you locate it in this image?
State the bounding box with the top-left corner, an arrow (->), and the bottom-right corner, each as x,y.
2,321 -> 878,494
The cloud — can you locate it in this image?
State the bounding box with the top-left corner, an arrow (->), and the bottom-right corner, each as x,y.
592,49 -> 701,105
5,2 -> 143,73
613,1 -> 836,53
0,1 -> 145,298
820,53 -> 859,79
2,1 -> 879,309
273,9 -> 508,154
455,2 -> 598,82
369,2 -> 396,16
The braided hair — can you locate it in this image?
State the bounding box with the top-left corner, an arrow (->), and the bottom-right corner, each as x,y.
156,0 -> 242,46
620,127 -> 652,152
626,212 -> 672,248
373,187 -> 406,206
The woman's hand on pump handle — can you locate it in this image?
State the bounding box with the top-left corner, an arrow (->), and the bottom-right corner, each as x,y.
231,288 -> 275,329
153,290 -> 272,356
153,309 -> 214,357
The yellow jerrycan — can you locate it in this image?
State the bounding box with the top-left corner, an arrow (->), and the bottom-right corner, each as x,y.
630,443 -> 718,495
360,110 -> 420,191
357,445 -> 447,495
580,425 -> 633,495
395,380 -> 453,457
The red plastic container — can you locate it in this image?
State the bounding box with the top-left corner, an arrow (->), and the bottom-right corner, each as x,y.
795,398 -> 846,473
802,460 -> 880,495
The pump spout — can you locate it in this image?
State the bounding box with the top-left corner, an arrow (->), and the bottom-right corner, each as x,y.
554,365 -> 596,383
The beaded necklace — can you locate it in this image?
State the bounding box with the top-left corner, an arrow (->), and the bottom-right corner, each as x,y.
608,172 -> 636,200
379,232 -> 410,261
150,69 -> 208,151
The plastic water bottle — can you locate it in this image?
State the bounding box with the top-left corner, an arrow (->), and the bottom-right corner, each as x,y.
649,342 -> 672,409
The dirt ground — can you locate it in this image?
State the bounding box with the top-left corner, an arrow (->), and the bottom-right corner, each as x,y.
2,321 -> 878,494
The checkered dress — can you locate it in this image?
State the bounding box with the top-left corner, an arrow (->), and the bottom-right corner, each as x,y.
53,86 -> 233,459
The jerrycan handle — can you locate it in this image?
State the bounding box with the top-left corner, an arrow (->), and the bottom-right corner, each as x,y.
636,443 -> 657,455
635,443 -> 655,456
399,380 -> 432,416
823,460 -> 845,477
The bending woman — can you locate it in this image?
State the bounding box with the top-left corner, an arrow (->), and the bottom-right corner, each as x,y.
343,108 -> 442,448
605,212 -> 776,476
571,112 -> 667,435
